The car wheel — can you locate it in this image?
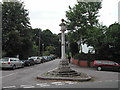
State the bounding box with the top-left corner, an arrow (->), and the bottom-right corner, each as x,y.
21,64 -> 24,68
28,63 -> 30,66
12,65 -> 16,70
97,66 -> 102,71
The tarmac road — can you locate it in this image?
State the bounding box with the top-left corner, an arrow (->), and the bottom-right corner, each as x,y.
0,59 -> 119,89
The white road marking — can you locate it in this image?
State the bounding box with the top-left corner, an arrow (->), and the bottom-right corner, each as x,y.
3,86 -> 16,88
3,79 -> 119,89
65,81 -> 77,84
36,83 -> 50,87
0,73 -> 16,78
51,82 -> 65,85
36,83 -> 47,85
105,80 -> 113,82
0,67 -> 34,79
23,86 -> 35,88
20,85 -> 35,88
21,85 -> 31,87
95,80 -> 119,83
47,67 -> 58,72
51,82 -> 62,84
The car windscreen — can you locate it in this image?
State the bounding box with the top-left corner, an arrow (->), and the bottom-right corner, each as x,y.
0,58 -> 9,61
30,57 -> 37,59
39,57 -> 42,59
103,61 -> 109,64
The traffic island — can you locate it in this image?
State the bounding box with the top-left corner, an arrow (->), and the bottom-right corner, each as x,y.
36,60 -> 92,82
36,69 -> 91,82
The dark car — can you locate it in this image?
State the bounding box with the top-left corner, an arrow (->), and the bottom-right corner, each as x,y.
28,59 -> 35,65
21,60 -> 31,66
93,60 -> 120,72
21,59 -> 35,66
39,57 -> 46,63
42,56 -> 49,62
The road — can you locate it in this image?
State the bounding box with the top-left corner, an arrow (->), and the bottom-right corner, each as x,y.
0,59 -> 119,89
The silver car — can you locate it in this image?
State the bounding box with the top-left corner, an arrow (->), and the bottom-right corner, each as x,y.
28,56 -> 42,64
0,57 -> 24,70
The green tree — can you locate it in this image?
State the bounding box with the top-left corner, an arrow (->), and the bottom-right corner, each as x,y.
104,23 -> 120,61
42,29 -> 60,57
42,29 -> 54,46
66,1 -> 102,53
69,42 -> 79,57
2,1 -> 33,59
31,29 -> 60,57
32,28 -> 43,55
45,46 -> 55,54
85,25 -> 107,54
85,22 -> 120,61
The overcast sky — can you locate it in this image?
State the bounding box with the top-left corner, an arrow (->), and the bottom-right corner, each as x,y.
1,0 -> 120,34
21,0 -> 119,34
23,0 -> 77,34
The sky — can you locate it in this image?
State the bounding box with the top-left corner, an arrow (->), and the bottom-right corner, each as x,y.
23,0 -> 77,34
20,0 -> 120,34
1,0 -> 119,34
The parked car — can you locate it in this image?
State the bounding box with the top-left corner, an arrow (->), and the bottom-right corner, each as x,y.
42,56 -> 50,62
28,56 -> 41,64
28,59 -> 35,65
93,60 -> 120,72
20,59 -> 35,66
0,57 -> 24,70
49,55 -> 56,60
20,60 -> 30,66
39,56 -> 46,63
42,56 -> 56,62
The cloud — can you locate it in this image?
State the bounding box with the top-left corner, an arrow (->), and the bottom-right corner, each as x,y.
23,0 -> 119,33
1,0 -> 119,33
22,0 -> 77,33
98,0 -> 119,26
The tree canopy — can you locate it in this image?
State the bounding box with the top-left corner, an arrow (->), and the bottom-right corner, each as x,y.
66,1 -> 102,54
2,1 -> 33,59
2,1 -> 60,59
66,1 -> 120,62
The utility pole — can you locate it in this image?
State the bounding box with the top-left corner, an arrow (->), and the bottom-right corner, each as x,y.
38,30 -> 41,56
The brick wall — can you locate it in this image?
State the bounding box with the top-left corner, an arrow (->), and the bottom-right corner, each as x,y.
79,61 -> 88,67
70,58 -> 93,67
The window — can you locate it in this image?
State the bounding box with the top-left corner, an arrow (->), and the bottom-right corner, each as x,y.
10,59 -> 14,61
1,58 -> 8,61
39,57 -> 42,59
103,61 -> 109,64
96,61 -> 102,64
109,61 -> 114,65
37,57 -> 40,59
